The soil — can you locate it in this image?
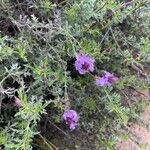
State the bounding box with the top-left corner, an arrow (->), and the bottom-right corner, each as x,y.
34,122 -> 98,150
50,130 -> 97,150
117,90 -> 150,150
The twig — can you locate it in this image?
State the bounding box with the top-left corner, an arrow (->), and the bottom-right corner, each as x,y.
48,119 -> 71,139
99,28 -> 110,45
32,143 -> 50,150
0,93 -> 2,114
120,90 -> 131,107
130,64 -> 149,78
109,27 -> 127,58
47,119 -> 78,147
128,86 -> 149,98
39,134 -> 57,150
109,27 -> 122,51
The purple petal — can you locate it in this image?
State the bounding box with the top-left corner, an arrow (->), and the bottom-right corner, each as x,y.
74,54 -> 95,74
63,110 -> 79,130
96,71 -> 119,87
69,123 -> 77,130
96,77 -> 108,86
14,97 -> 21,107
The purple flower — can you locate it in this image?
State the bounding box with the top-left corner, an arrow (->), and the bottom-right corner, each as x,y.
96,71 -> 118,86
63,110 -> 79,130
75,54 -> 95,75
14,96 -> 22,107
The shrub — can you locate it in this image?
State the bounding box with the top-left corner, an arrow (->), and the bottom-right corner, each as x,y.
0,0 -> 149,149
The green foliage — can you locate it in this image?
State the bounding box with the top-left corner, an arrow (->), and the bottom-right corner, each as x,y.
104,90 -> 129,125
0,0 -> 149,149
0,0 -> 10,8
0,36 -> 14,61
15,38 -> 28,62
3,89 -> 49,150
0,129 -> 8,145
35,0 -> 53,12
82,99 -> 97,112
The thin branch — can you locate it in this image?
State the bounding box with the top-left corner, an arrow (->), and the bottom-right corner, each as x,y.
48,119 -> 71,139
100,28 -> 110,45
39,134 -> 57,150
109,27 -> 121,51
130,64 -> 149,78
0,93 -> 2,114
120,90 -> 131,107
128,86 -> 149,98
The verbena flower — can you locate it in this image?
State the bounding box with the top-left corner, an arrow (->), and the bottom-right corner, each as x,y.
63,110 -> 79,130
14,96 -> 21,107
75,54 -> 95,75
96,71 -> 118,86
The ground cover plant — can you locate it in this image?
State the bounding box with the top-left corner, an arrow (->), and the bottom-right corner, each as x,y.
0,0 -> 150,149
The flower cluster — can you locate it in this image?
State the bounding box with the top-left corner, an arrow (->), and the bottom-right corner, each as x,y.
63,54 -> 119,130
63,110 -> 79,130
75,54 -> 118,87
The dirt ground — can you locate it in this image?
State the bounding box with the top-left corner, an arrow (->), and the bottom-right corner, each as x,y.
117,90 -> 150,150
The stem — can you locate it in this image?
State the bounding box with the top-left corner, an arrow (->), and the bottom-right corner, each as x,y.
88,72 -> 95,78
39,134 -> 57,150
48,119 -> 71,139
0,93 -> 2,114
